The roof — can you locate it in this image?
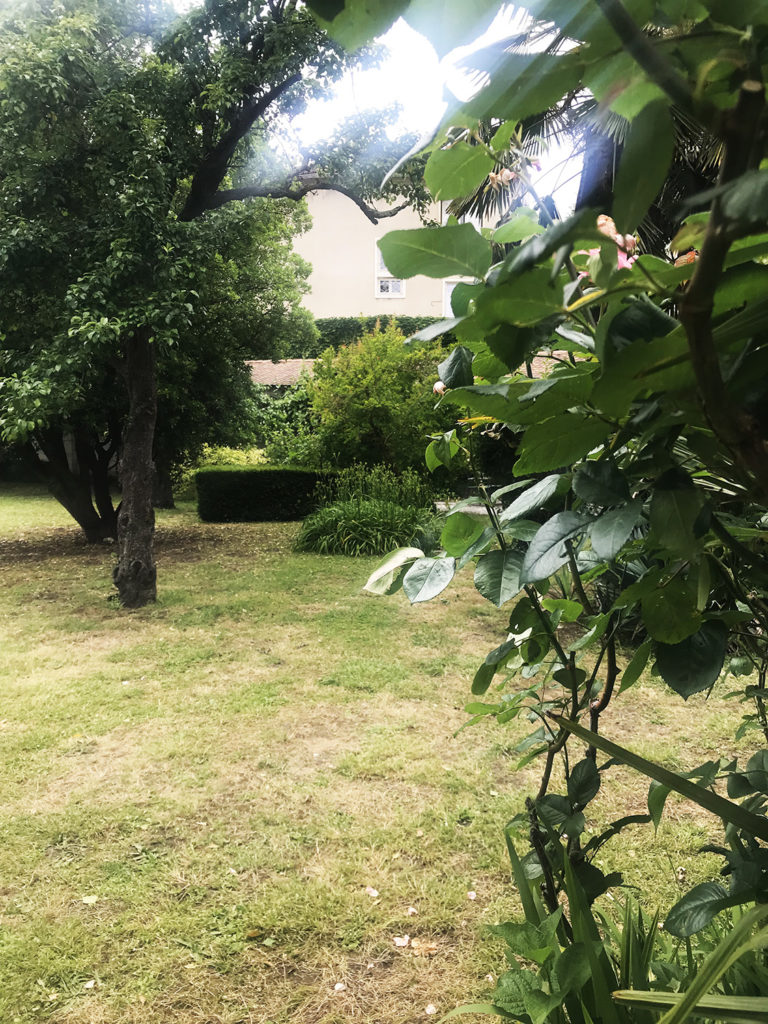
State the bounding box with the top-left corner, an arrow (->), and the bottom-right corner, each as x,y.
247,359 -> 315,386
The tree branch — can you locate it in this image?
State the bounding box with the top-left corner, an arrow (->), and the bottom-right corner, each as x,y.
678,80 -> 768,503
203,180 -> 409,223
180,73 -> 303,222
594,0 -> 717,129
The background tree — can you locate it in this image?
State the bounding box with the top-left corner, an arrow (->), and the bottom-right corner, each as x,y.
0,0 -> 428,606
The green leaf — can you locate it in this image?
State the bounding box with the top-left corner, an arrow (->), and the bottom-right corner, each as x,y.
499,474 -> 567,523
407,317 -> 464,345
619,639 -> 651,693
493,208 -> 545,244
612,990 -> 768,1024
442,382 -> 518,420
402,556 -> 456,604
641,579 -> 702,644
656,904 -> 768,1024
537,794 -> 585,838
648,780 -> 671,831
589,500 -> 643,561
514,414 -> 612,476
451,283 -> 484,316
438,346 -> 474,387
568,758 -> 601,808
456,50 -> 583,124
573,461 -> 631,506
550,717 -> 768,845
469,267 -> 564,328
475,549 -> 524,607
472,638 -> 518,695
306,0 -> 406,49
663,882 -> 734,938
649,471 -> 708,559
441,512 -> 485,558
655,621 -> 728,699
378,224 -> 491,280
521,512 -> 592,584
613,100 -> 675,234
424,142 -> 495,201
364,547 -> 424,595
425,430 -> 460,471
499,208 -> 600,280
403,0 -> 499,57
541,597 -> 583,622
720,169 -> 768,235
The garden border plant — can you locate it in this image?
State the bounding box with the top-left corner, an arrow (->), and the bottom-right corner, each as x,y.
311,1 -> 768,1021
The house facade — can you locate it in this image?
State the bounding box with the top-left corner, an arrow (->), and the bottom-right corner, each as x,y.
292,191 -> 462,320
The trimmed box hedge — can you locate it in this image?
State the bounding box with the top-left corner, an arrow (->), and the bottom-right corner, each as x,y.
196,466 -> 325,522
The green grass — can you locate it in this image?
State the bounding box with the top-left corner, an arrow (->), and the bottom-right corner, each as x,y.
0,484 -> 758,1024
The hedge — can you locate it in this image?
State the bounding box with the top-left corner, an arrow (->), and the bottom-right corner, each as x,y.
196,466 -> 326,522
283,316 -> 457,357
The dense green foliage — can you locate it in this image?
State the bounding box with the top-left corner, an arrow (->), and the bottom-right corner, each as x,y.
315,462 -> 436,509
251,376 -> 322,468
296,463 -> 440,556
295,499 -> 438,556
316,0 -> 768,1021
308,321 -> 458,472
0,0 -> 430,602
287,315 -> 454,357
196,466 -> 325,522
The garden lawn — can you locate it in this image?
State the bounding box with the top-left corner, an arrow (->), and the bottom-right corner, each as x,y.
0,484 -> 757,1024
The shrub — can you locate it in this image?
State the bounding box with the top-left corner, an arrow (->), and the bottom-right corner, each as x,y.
308,321 -> 460,473
196,466 -> 326,522
282,316 -> 457,357
294,498 -> 440,556
175,444 -> 265,499
315,463 -> 435,509
251,377 -> 324,468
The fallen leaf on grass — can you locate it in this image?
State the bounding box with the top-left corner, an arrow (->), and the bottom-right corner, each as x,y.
411,939 -> 438,957
393,935 -> 410,947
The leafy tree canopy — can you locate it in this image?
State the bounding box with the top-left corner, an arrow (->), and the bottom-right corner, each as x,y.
0,0 -> 429,600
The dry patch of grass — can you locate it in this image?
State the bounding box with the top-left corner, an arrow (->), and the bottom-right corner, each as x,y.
0,486 -> 758,1024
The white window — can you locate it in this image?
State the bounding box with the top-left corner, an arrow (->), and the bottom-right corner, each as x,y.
375,245 -> 405,299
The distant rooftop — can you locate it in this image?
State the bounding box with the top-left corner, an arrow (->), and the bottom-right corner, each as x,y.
247,359 -> 315,386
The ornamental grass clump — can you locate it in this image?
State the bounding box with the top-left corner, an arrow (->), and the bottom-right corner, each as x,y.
294,498 -> 439,557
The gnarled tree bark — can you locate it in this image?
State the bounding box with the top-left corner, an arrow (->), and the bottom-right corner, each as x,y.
114,328 -> 158,607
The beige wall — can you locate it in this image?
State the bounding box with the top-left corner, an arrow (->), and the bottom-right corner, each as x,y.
292,191 -> 454,319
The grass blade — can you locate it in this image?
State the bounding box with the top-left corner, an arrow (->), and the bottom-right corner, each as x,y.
550,717 -> 768,843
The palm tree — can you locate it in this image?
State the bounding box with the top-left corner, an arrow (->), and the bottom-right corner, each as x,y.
441,19 -> 720,255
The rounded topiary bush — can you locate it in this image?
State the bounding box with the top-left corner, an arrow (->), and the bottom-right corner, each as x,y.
294,498 -> 440,556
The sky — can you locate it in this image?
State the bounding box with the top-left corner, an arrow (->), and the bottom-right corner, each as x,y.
288,12 -> 582,215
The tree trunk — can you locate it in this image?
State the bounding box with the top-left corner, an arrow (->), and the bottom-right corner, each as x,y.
114,328 -> 157,607
74,427 -> 119,539
33,432 -> 114,543
575,125 -> 618,213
